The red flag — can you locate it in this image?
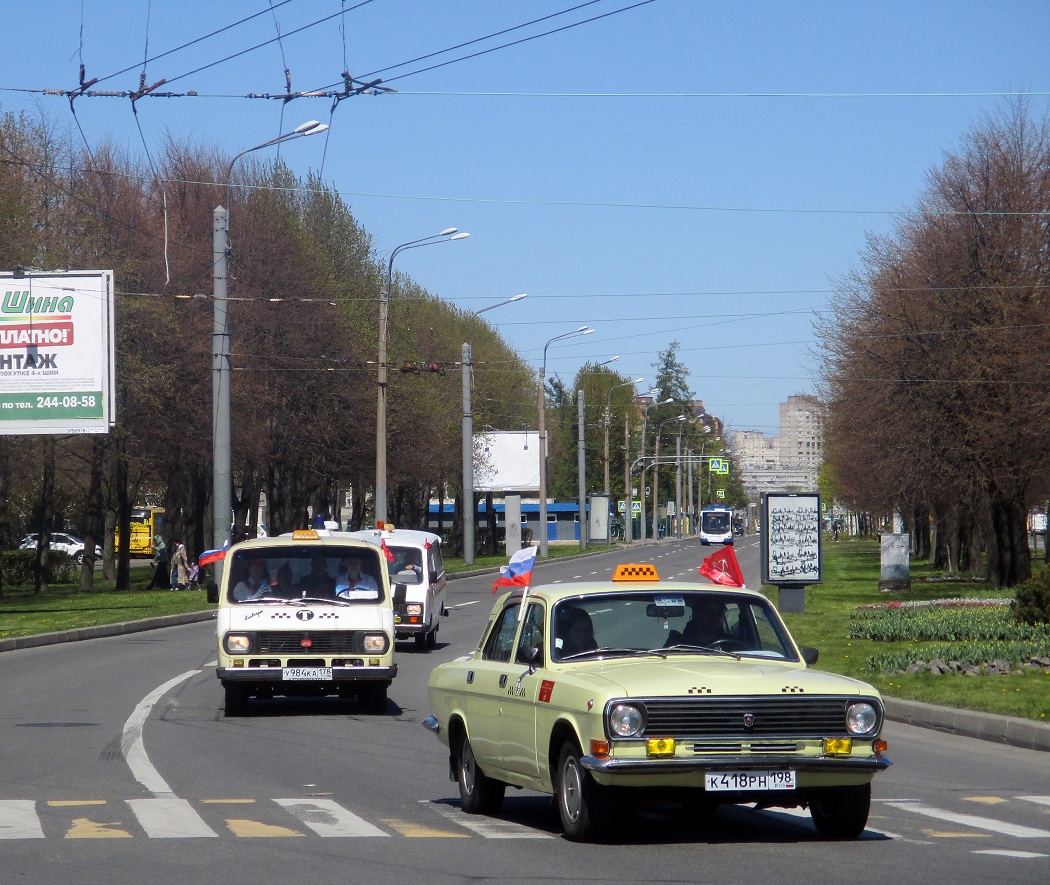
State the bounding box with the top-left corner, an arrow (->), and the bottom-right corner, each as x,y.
699,545 -> 745,587
380,539 -> 394,562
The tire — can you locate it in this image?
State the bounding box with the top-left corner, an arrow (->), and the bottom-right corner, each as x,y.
457,734 -> 505,815
74,551 -> 84,566
556,741 -> 608,842
223,683 -> 249,717
358,682 -> 387,714
809,783 -> 871,839
426,625 -> 438,648
414,632 -> 428,650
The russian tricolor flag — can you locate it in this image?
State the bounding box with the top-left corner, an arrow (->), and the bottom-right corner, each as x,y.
198,541 -> 229,568
492,546 -> 538,593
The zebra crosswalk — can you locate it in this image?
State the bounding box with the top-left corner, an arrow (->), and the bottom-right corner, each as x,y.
1,794 -> 1049,847
0,796 -> 554,841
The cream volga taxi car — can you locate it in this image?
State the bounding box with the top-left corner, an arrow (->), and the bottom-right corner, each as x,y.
423,564 -> 891,842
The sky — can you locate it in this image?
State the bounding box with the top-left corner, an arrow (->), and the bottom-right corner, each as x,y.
1,0 -> 1048,436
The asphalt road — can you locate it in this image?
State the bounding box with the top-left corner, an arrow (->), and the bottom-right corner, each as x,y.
1,539 -> 1048,883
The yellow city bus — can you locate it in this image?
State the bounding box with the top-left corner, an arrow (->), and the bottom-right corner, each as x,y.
116,507 -> 165,556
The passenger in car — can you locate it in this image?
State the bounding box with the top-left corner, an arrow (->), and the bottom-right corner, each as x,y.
232,556 -> 272,601
298,555 -> 336,597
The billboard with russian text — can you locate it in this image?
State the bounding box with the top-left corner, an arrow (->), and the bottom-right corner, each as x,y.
0,270 -> 116,435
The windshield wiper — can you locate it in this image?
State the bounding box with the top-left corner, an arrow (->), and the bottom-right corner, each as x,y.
661,643 -> 742,660
560,646 -> 665,662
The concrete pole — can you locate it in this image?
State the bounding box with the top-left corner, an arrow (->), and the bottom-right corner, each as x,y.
577,389 -> 587,549
212,206 -> 231,585
537,363 -> 548,558
461,342 -> 475,565
675,434 -> 682,539
624,413 -> 632,542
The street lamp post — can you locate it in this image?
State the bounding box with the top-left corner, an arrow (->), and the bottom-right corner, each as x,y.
212,120 -> 327,582
376,228 -> 469,525
604,377 -> 644,494
652,414 -> 685,542
538,326 -> 593,557
461,293 -> 527,565
637,396 -> 672,542
675,418 -> 695,538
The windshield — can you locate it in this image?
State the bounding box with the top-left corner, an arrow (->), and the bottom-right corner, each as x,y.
226,545 -> 386,604
550,590 -> 797,662
386,545 -> 424,585
702,511 -> 731,533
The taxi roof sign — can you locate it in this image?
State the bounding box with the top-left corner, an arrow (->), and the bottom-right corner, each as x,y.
613,563 -> 660,582
291,529 -> 320,540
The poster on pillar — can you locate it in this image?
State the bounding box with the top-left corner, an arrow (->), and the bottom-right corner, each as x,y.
0,270 -> 116,435
473,431 -> 541,492
759,492 -> 822,586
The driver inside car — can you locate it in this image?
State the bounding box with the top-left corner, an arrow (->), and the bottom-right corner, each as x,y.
682,600 -> 731,646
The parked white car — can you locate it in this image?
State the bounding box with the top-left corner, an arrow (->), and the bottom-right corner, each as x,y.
18,532 -> 102,565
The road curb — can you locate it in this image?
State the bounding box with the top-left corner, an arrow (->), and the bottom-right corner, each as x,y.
0,609 -> 215,653
883,696 -> 1050,753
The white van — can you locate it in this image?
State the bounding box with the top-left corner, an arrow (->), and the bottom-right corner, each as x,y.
349,526 -> 447,650
206,530 -> 396,715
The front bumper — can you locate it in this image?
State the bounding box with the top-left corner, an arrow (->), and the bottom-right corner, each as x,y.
217,664 -> 397,683
581,752 -> 892,776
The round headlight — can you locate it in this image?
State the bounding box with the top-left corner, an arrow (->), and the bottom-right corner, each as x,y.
846,701 -> 878,735
608,702 -> 645,738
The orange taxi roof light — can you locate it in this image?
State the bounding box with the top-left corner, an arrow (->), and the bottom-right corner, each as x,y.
613,563 -> 660,582
291,529 -> 320,540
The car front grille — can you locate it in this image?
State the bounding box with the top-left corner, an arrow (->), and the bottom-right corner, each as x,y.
255,631 -> 356,655
637,695 -> 876,739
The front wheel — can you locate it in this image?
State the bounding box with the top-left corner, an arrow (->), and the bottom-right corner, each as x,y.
457,734 -> 505,815
809,783 -> 871,839
556,741 -> 608,842
223,683 -> 249,717
357,682 -> 387,714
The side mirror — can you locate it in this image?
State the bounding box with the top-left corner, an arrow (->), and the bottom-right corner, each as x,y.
800,646 -> 819,666
206,581 -> 219,604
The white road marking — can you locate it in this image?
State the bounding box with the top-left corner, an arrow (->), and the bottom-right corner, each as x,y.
450,601 -> 480,609
274,798 -> 388,837
126,797 -> 217,838
972,850 -> 1048,858
1019,796 -> 1050,807
0,801 -> 45,839
426,801 -> 552,838
884,801 -> 1050,838
123,669 -> 201,796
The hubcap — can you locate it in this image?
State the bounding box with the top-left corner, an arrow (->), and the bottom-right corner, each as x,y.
561,758 -> 582,822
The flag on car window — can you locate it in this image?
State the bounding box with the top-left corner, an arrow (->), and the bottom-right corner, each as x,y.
198,541 -> 229,567
492,546 -> 538,593
699,544 -> 744,587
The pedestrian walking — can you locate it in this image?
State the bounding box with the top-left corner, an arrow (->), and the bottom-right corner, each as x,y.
170,538 -> 190,591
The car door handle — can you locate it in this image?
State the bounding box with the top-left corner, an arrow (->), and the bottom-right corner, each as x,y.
498,674 -> 508,688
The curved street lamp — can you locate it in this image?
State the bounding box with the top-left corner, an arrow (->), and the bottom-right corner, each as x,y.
604,377 -> 644,494
212,120 -> 328,582
462,293 -> 528,565
638,396 -> 672,541
538,326 -> 593,557
652,414 -> 686,542
376,228 -> 469,525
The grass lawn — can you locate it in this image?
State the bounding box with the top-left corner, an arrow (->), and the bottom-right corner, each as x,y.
772,539 -> 1050,724
2,539 -> 1048,723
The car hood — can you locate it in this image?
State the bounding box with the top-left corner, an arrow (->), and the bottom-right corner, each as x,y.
556,656 -> 879,699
